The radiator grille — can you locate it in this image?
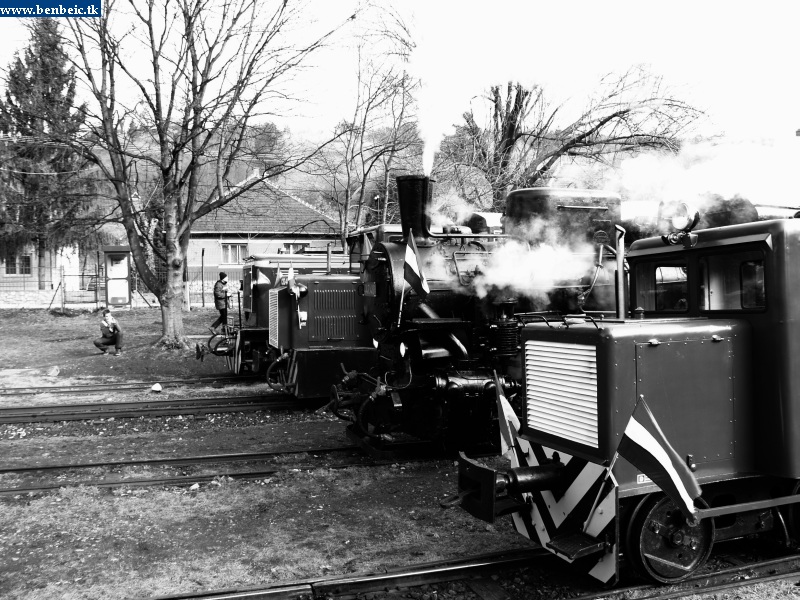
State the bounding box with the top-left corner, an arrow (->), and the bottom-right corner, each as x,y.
312,289 -> 356,311
525,340 -> 598,448
312,315 -> 358,340
268,289 -> 279,348
309,287 -> 360,341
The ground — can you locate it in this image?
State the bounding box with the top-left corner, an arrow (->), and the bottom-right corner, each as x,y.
0,308 -> 543,600
0,308 -> 795,600
0,307 -> 230,385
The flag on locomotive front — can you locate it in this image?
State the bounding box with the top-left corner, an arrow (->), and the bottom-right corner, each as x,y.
404,231 -> 430,298
618,395 -> 702,520
493,372 -> 519,459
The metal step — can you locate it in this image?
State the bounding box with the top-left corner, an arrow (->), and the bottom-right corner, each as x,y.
546,532 -> 606,560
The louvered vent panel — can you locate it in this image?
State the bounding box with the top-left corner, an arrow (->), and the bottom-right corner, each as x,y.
312,289 -> 356,311
525,340 -> 598,448
312,315 -> 358,339
268,289 -> 279,348
309,287 -> 360,341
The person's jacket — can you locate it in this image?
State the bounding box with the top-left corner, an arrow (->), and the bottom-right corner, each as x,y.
213,280 -> 228,310
100,318 -> 119,338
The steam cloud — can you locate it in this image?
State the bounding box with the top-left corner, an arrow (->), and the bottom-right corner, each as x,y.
471,240 -> 600,301
612,138 -> 800,221
415,210 -> 606,302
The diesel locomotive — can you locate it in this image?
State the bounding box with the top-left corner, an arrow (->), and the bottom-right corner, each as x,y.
329,175 -> 625,452
198,240 -> 380,400
456,206 -> 800,584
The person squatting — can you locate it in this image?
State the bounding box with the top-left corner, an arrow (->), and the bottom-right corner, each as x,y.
94,308 -> 123,356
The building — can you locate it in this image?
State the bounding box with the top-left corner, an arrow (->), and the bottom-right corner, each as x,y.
188,179 -> 341,271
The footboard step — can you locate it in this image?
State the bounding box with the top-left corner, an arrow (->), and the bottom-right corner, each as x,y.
547,532 -> 606,560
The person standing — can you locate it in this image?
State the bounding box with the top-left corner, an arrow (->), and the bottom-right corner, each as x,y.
209,272 -> 230,334
94,308 -> 123,356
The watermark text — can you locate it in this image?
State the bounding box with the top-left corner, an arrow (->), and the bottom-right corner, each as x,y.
0,1 -> 101,17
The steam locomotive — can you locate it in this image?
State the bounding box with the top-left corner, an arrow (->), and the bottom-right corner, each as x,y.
204,175 -> 625,455
329,175 -> 625,452
456,206 -> 800,584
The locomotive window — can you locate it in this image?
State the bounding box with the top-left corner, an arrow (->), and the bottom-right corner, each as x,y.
633,261 -> 688,312
699,250 -> 765,311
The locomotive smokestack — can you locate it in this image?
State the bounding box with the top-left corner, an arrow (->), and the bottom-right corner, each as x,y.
396,175 -> 434,241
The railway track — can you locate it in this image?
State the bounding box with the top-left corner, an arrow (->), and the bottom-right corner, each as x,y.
569,552 -> 800,600
135,548 -> 800,600
142,548 -> 549,600
0,374 -> 260,396
0,441 -> 440,495
136,547 -> 800,600
0,393 -> 301,423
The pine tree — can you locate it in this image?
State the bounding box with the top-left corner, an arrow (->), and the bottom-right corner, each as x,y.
0,18 -> 90,289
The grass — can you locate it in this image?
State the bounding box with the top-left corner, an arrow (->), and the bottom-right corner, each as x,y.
0,463 -> 533,600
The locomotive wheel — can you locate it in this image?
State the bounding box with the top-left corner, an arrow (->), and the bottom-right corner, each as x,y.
625,494 -> 714,584
624,494 -> 653,576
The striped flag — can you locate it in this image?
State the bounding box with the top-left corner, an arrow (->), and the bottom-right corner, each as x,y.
618,396 -> 702,520
404,232 -> 430,298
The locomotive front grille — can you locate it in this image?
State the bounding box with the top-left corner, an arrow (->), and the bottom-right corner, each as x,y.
525,340 -> 598,448
309,287 -> 361,341
313,289 -> 356,310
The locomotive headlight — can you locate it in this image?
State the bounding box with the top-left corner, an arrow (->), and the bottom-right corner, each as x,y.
399,342 -> 406,357
669,202 -> 701,232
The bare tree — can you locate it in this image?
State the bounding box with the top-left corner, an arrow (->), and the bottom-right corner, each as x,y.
439,67 -> 703,210
58,0 -> 357,347
313,9 -> 420,247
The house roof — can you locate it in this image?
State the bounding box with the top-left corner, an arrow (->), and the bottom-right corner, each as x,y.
192,180 -> 339,236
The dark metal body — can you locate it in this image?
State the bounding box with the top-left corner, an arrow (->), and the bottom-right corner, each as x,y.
628,219 -> 800,477
517,318 -> 753,488
457,217 -> 800,584
204,252 -> 377,400
263,274 -> 376,399
331,175 -> 624,450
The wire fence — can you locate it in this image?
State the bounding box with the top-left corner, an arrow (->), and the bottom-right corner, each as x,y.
0,265 -> 237,309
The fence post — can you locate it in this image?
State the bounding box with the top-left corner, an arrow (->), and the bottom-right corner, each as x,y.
201,249 -> 205,307
183,263 -> 191,311
95,250 -> 100,309
60,266 -> 65,312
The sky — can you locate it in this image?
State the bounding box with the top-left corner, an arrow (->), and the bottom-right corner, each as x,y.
0,0 -> 799,209
404,1 -> 800,142
401,0 -> 800,211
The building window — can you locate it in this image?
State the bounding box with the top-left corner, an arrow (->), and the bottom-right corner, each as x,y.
222,243 -> 248,263
4,252 -> 32,276
19,255 -> 31,275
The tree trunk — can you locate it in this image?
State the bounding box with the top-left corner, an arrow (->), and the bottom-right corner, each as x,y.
156,200 -> 190,349
158,257 -> 188,348
37,237 -> 46,290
